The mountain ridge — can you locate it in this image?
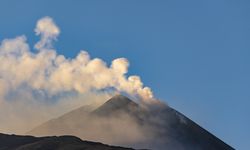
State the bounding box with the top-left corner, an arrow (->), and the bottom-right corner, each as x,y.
0,133 -> 137,150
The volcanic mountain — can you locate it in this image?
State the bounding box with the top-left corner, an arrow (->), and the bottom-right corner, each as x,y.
28,95 -> 234,150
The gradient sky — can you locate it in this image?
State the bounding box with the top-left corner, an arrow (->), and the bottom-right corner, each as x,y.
0,1 -> 249,149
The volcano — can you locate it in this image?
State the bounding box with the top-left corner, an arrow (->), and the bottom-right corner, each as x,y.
28,95 -> 234,150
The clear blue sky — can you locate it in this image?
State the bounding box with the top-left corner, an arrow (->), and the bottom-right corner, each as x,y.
0,1 -> 249,149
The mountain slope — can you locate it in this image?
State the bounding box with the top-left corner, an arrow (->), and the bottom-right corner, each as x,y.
29,95 -> 234,150
0,133 -> 135,150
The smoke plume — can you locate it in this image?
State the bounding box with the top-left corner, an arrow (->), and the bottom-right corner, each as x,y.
0,16 -> 155,134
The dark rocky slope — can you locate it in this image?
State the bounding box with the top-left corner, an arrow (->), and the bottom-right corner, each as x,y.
0,133 -> 135,150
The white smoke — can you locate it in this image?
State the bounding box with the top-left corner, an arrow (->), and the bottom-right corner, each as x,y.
0,17 -> 155,133
34,16 -> 60,49
0,16 -> 153,101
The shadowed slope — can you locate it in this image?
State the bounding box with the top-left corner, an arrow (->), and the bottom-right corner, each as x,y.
0,133 -> 135,150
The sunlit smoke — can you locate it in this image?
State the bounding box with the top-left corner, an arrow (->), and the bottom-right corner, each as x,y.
34,16 -> 60,49
0,16 -> 155,133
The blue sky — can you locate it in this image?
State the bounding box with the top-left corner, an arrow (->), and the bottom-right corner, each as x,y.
0,0 -> 249,149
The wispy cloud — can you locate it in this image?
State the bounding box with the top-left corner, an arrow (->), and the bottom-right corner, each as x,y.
34,16 -> 60,49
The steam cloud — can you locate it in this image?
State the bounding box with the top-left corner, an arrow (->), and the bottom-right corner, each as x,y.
0,17 -> 154,134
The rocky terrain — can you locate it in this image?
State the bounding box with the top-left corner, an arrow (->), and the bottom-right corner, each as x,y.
0,133 -> 136,150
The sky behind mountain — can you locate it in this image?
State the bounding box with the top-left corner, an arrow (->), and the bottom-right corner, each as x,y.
0,1 -> 249,150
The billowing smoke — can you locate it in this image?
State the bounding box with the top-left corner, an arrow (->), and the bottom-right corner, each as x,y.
0,16 -> 153,101
0,17 -> 155,134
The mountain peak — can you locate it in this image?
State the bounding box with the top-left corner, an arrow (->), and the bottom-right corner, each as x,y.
109,94 -> 135,104
106,94 -> 138,108
93,94 -> 139,116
